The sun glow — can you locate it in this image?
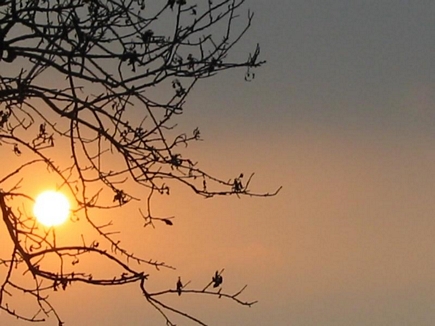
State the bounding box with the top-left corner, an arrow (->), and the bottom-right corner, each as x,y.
33,191 -> 70,227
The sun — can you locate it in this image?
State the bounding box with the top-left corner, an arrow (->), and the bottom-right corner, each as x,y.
33,191 -> 70,227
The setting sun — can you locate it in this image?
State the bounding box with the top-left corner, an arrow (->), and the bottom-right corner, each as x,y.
33,191 -> 70,227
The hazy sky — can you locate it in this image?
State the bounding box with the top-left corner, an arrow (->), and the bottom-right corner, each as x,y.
2,1 -> 435,325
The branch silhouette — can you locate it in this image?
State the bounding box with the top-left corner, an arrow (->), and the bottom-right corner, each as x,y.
0,0 -> 280,324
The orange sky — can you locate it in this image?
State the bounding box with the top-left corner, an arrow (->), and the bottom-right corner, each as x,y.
2,1 -> 435,325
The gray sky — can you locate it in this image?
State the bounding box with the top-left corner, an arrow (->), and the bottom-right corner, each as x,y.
2,1 -> 435,325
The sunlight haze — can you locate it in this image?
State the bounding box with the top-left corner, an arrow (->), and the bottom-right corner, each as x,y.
1,1 -> 435,325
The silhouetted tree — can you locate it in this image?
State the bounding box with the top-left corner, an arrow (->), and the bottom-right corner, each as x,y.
0,0 -> 280,324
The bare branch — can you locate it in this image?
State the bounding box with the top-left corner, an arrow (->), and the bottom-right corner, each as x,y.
0,0 -> 279,324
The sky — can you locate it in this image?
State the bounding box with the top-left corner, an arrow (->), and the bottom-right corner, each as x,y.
2,0 -> 435,325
